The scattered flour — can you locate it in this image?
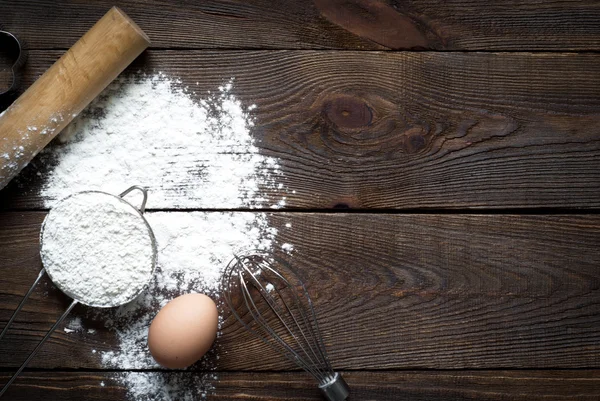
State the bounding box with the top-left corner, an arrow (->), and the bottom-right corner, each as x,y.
67,317 -> 82,331
34,73 -> 283,209
41,191 -> 155,307
29,73 -> 292,400
98,212 -> 276,400
117,372 -> 217,401
63,317 -> 83,334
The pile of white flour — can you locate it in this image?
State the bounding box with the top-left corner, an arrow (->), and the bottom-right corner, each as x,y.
36,73 -> 283,209
41,191 -> 155,307
31,73 -> 291,400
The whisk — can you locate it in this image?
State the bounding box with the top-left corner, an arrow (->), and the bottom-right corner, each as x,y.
222,252 -> 349,401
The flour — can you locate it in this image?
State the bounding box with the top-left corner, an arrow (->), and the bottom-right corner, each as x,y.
64,317 -> 83,334
29,73 -> 292,400
41,191 -> 155,307
118,372 -> 217,401
34,73 -> 283,209
99,212 -> 275,400
64,317 -> 85,333
100,212 -> 275,366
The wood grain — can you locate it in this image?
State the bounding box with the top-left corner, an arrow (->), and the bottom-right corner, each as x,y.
2,0 -> 600,50
1,212 -> 598,370
1,371 -> 599,401
1,50 -> 600,209
3,1 -> 599,399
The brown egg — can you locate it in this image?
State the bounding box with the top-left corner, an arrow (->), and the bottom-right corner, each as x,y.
148,293 -> 218,368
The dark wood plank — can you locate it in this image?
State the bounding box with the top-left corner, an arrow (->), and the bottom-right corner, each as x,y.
1,50 -> 600,209
2,0 -> 600,50
1,371 -> 599,401
1,212 -> 599,370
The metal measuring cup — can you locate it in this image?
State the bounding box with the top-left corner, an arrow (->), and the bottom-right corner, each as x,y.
0,185 -> 157,397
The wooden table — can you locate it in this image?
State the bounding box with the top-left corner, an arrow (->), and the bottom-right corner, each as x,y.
1,1 -> 600,400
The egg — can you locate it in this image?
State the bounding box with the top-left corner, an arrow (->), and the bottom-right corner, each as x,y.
148,293 -> 218,368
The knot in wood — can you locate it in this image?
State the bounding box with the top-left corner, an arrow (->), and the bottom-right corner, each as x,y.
401,127 -> 428,154
323,94 -> 373,130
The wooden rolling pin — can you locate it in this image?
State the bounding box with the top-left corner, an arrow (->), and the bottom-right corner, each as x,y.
0,7 -> 150,190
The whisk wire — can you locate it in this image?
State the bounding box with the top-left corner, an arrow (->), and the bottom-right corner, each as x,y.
239,262 -> 328,382
252,260 -> 330,372
223,252 -> 350,401
261,268 -> 333,380
262,257 -> 335,375
239,275 -> 324,380
280,275 -> 334,374
273,287 -> 329,378
303,295 -> 335,375
239,254 -> 331,375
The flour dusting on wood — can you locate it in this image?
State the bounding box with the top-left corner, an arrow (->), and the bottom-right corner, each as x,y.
30,73 -> 292,400
36,73 -> 284,209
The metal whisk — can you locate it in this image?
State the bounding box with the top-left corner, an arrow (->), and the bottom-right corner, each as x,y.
222,252 -> 350,401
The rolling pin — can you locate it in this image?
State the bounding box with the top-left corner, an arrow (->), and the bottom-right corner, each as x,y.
0,7 -> 150,190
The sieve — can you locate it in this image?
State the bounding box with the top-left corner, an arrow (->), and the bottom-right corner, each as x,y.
0,186 -> 157,397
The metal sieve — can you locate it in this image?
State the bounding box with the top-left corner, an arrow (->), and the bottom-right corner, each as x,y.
0,186 -> 157,397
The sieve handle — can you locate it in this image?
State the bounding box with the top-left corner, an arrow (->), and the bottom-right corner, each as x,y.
119,185 -> 149,213
0,268 -> 46,342
0,298 -> 78,397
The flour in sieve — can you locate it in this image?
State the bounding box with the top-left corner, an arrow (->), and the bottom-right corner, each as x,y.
41,191 -> 155,307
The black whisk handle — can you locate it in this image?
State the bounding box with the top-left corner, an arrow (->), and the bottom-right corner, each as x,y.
319,373 -> 350,401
